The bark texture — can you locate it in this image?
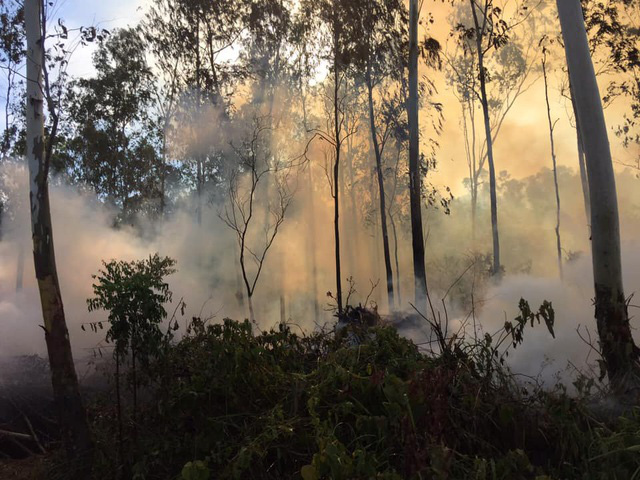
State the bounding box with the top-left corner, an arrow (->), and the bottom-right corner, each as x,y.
558,0 -> 639,389
25,0 -> 93,464
408,0 -> 428,311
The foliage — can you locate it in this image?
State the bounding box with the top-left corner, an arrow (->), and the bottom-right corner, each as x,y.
58,28 -> 166,223
87,254 -> 177,362
84,305 -> 640,480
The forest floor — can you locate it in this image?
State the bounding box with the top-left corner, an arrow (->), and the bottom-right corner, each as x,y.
0,456 -> 48,480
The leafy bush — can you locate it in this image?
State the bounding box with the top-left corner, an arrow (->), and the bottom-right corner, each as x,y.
86,304 -> 640,480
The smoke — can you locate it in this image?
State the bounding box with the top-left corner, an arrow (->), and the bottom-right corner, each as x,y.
1,156 -> 638,387
1,66 -> 640,386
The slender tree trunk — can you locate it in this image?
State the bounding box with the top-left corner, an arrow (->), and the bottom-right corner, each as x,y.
462,101 -> 478,247
408,0 -> 428,312
469,99 -> 479,248
235,253 -> 245,309
160,132 -> 167,219
307,164 -> 321,324
558,0 -> 639,389
131,347 -> 138,452
300,86 -> 321,324
195,21 -> 203,226
366,70 -> 394,311
248,294 -> 255,323
115,354 -> 123,474
333,27 -> 343,315
390,212 -> 401,306
25,0 -> 93,464
347,127 -> 358,278
470,0 -> 500,277
542,54 -> 563,279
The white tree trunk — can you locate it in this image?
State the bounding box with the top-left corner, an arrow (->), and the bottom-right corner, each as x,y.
26,0 -> 93,463
557,0 -> 639,388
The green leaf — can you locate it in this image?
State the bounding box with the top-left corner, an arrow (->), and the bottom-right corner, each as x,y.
300,465 -> 319,480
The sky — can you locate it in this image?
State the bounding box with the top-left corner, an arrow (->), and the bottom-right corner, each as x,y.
48,0 -> 147,78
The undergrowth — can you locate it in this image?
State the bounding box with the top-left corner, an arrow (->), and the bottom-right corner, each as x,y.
79,310 -> 640,480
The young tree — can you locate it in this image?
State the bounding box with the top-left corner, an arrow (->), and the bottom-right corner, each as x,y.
300,0 -> 360,315
541,41 -> 563,278
446,3 -> 537,247
88,254 -> 176,466
25,0 -> 92,464
353,0 -> 408,311
462,0 -> 507,276
220,115 -> 294,322
557,0 -> 640,389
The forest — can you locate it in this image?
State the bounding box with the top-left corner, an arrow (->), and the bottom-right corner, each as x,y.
0,0 -> 640,478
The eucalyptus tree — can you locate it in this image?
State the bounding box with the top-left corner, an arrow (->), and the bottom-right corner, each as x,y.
583,0 -> 640,172
347,0 -> 408,311
60,28 -> 163,224
25,0 -> 92,464
453,0 -> 534,275
541,40 -> 563,278
407,0 -> 435,310
446,6 -> 536,246
143,0 -> 244,223
0,0 -> 24,156
299,0 -> 362,315
557,0 -> 640,390
241,0 -> 295,113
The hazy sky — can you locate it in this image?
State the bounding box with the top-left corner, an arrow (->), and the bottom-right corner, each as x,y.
49,0 -> 146,78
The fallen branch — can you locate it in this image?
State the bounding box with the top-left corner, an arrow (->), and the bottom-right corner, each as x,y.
0,429 -> 33,441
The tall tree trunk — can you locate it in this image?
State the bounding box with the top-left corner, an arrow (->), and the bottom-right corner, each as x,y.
306,153 -> 321,324
300,83 -> 321,324
390,212 -> 401,306
248,294 -> 255,323
346,124 -> 358,278
366,69 -> 394,311
195,21 -> 203,226
333,27 -> 343,315
25,0 -> 93,464
557,0 -> 640,389
470,0 -> 501,276
235,253 -> 245,309
408,0 -> 428,312
542,53 -> 563,279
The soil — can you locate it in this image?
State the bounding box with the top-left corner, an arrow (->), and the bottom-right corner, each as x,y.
0,456 -> 48,480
